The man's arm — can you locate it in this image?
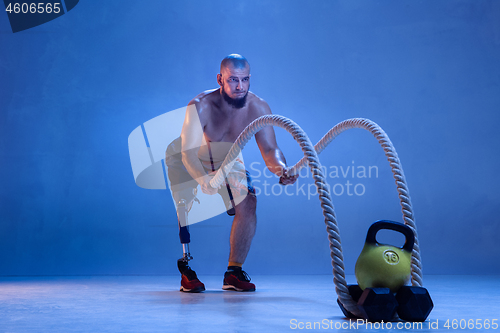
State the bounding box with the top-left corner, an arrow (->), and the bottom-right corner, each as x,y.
180,101 -> 218,194
253,101 -> 298,185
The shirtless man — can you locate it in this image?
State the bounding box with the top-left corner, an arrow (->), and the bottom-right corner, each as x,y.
169,54 -> 297,292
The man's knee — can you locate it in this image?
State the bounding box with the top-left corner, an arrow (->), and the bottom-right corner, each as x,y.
235,193 -> 257,215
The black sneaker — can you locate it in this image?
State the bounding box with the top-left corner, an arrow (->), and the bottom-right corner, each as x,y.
222,266 -> 256,292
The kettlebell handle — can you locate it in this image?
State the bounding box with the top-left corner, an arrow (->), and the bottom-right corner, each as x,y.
366,220 -> 415,253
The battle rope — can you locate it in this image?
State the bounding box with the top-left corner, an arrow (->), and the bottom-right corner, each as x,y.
209,115 -> 422,317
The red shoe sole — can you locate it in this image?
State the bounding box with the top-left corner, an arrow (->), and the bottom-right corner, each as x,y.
222,284 -> 256,292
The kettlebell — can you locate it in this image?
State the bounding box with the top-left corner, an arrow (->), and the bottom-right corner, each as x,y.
355,220 -> 415,293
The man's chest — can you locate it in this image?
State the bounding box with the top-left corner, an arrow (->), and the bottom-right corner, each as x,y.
203,111 -> 254,143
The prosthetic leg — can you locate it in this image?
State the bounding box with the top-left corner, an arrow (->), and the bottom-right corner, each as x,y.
176,198 -> 193,272
173,188 -> 205,292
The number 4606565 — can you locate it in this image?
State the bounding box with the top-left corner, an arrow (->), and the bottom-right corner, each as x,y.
6,3 -> 61,14
444,319 -> 498,330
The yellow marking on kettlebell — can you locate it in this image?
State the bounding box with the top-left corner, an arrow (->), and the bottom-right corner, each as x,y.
383,250 -> 399,265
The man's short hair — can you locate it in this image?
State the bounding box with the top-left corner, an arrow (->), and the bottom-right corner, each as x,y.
220,54 -> 250,72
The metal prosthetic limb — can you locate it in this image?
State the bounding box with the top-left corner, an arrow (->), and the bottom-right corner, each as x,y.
176,199 -> 193,274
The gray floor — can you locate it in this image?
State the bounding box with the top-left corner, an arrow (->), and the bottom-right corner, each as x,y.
0,275 -> 498,332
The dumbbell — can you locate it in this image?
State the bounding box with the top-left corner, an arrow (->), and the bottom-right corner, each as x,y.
337,285 -> 363,319
338,284 -> 433,322
395,286 -> 434,322
338,285 -> 398,322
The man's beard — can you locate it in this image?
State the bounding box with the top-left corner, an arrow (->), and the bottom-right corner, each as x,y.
222,89 -> 248,109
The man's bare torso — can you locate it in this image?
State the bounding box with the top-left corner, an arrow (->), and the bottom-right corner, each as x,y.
192,88 -> 268,144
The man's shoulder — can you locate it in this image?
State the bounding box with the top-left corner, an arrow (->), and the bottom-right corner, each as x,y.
247,92 -> 271,115
188,89 -> 220,122
189,89 -> 219,108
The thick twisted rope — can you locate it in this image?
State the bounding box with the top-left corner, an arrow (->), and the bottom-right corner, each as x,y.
209,115 -> 422,316
290,118 -> 423,287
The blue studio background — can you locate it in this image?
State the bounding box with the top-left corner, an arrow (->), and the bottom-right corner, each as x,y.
1,1 -> 499,277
